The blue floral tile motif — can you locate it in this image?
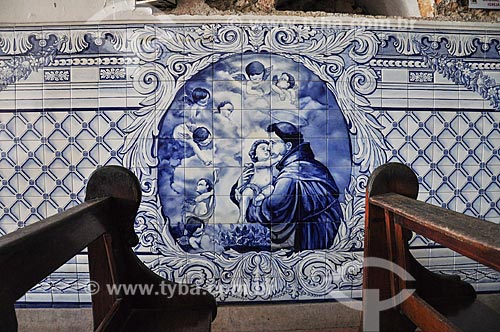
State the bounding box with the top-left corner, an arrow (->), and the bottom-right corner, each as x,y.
0,20 -> 499,304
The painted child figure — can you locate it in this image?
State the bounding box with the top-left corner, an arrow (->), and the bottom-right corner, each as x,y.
236,140 -> 280,223
271,72 -> 298,106
172,125 -> 213,166
183,87 -> 211,123
188,178 -> 215,219
215,100 -> 234,119
183,217 -> 224,254
244,61 -> 272,96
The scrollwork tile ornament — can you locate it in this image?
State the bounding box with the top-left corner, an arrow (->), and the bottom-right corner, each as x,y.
377,31 -> 500,110
380,32 -> 491,57
1,21 -> 499,303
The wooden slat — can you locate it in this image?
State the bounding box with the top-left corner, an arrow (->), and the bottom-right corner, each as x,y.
89,234 -> 121,330
370,192 -> 500,272
0,198 -> 111,303
384,210 -> 399,309
402,295 -> 462,332
94,298 -> 128,332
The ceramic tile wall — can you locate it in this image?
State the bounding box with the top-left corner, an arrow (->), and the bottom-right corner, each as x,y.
0,20 -> 499,306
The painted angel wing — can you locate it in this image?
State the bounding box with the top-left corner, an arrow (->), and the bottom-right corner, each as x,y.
272,74 -> 279,85
231,73 -> 248,81
180,95 -> 194,106
263,66 -> 273,80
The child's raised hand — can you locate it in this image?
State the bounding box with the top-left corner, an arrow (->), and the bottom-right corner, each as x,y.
241,166 -> 255,183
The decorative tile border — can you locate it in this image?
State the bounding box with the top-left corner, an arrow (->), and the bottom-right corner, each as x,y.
409,71 -> 434,83
99,67 -> 126,80
44,70 -> 70,82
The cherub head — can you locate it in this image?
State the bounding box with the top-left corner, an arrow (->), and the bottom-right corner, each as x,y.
248,139 -> 271,162
216,101 -> 234,118
191,87 -> 211,106
193,126 -> 212,147
245,61 -> 266,82
196,178 -> 213,194
184,216 -> 205,237
274,73 -> 296,90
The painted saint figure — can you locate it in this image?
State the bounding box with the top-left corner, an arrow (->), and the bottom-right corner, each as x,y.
232,122 -> 343,251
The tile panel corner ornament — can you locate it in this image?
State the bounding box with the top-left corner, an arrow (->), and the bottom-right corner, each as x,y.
379,32 -> 500,110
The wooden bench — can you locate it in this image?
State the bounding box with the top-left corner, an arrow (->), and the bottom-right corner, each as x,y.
0,166 -> 217,332
361,162 -> 500,332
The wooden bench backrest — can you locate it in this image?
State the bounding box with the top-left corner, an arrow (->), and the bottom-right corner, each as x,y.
362,162 -> 500,332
